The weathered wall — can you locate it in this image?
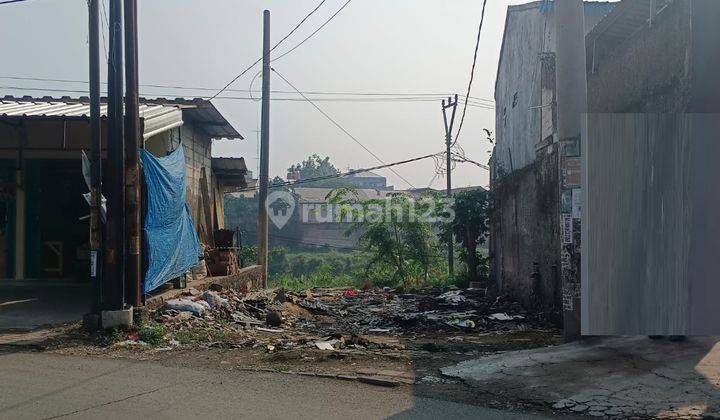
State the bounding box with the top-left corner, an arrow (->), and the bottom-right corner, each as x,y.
689,0 -> 720,112
583,114 -> 720,335
495,1 -> 613,172
587,0 -> 692,113
491,146 -> 560,318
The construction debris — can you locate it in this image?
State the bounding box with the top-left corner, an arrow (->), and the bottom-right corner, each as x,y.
143,285 -> 547,356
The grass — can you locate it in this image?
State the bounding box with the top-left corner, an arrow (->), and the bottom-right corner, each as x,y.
174,329 -> 201,345
269,269 -> 356,293
137,324 -> 167,346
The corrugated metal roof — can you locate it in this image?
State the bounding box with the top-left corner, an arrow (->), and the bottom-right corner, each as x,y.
0,98 -> 183,139
138,97 -> 243,140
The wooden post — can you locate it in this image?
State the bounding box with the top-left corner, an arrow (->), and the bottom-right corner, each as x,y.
124,0 -> 142,307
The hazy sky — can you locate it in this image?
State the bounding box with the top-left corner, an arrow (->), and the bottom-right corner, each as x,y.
0,0 -> 540,190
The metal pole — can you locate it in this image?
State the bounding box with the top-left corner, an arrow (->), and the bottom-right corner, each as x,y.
442,94 -> 458,278
124,0 -> 141,308
257,10 -> 271,287
555,0 -> 587,342
105,0 -> 125,310
88,0 -> 102,310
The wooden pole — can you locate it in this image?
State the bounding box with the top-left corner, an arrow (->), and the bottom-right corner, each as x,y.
124,0 -> 142,308
105,0 -> 125,309
88,0 -> 103,309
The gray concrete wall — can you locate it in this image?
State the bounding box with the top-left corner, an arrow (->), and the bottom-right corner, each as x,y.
491,146 -> 561,318
587,0 -> 693,113
582,114 -> 720,335
689,0 -> 720,112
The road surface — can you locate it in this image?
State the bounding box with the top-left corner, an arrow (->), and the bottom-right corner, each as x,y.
0,350 -> 548,420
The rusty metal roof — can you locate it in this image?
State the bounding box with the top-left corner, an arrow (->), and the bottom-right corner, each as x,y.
0,96 -> 183,139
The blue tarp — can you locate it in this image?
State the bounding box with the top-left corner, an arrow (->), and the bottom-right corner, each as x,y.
141,145 -> 200,294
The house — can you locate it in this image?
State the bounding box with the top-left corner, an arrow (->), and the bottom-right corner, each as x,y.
0,95 -> 247,329
490,1 -> 615,318
279,187 -> 401,249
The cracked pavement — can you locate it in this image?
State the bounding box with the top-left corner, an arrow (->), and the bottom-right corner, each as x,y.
441,336 -> 720,419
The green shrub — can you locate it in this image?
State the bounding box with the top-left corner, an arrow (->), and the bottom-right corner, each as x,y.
138,324 -> 167,346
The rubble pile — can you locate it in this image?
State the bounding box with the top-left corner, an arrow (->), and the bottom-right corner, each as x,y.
148,284 -> 545,353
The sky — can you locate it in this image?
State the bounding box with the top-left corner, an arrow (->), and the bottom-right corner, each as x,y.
0,0 -> 541,190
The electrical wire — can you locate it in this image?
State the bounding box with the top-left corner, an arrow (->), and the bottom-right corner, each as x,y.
99,0 -> 109,61
271,0 -> 352,63
451,152 -> 489,170
0,85 -> 494,108
0,76 -> 494,104
0,0 -> 32,5
237,152 -> 441,193
453,0 -> 488,146
210,0 -> 328,100
272,67 -> 421,189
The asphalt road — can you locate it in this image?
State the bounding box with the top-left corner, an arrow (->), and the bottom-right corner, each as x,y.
0,351 -> 549,420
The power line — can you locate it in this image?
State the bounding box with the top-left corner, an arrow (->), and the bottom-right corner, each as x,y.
453,0 -> 488,146
451,152 -> 489,171
271,0 -> 352,63
237,152 -> 441,193
0,76 -> 494,103
100,0 -> 109,60
0,0 -> 32,5
210,0 -> 328,100
271,67 -> 418,188
0,85 -> 494,108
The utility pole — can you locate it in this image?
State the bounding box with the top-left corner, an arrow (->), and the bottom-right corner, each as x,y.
88,0 -> 102,310
257,10 -> 271,287
442,94 -> 458,278
124,0 -> 142,308
555,0 -> 587,342
105,0 -> 125,310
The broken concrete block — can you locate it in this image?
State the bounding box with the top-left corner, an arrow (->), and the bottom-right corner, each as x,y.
101,307 -> 134,329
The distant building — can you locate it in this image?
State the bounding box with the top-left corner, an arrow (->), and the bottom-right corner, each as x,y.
342,170 -> 392,190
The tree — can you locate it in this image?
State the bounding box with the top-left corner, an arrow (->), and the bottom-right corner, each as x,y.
442,189 -> 490,283
288,155 -> 338,179
328,188 -> 441,286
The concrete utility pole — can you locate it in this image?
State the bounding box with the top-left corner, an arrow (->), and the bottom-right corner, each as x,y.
105,0 -> 125,310
88,0 -> 102,309
257,10 -> 271,287
124,0 -> 142,308
442,94 -> 459,278
554,0 -> 587,342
